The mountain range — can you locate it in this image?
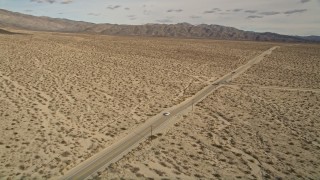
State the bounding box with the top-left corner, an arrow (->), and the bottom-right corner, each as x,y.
0,9 -> 319,43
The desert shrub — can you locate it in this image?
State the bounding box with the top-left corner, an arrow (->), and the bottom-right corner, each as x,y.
159,161 -> 167,167
61,151 -> 71,157
131,167 -> 140,173
154,169 -> 166,176
19,165 -> 25,170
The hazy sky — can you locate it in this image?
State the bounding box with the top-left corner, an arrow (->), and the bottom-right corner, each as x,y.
1,0 -> 320,35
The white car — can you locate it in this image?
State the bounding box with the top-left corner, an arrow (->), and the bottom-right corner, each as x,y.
163,112 -> 170,116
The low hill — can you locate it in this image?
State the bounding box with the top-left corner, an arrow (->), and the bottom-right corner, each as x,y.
0,28 -> 16,34
0,9 -> 93,32
84,23 -> 307,42
300,36 -> 320,42
0,9 -> 317,43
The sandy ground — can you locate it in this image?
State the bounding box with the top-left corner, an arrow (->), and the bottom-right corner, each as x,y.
0,31 -> 276,179
97,44 -> 320,179
235,44 -> 320,89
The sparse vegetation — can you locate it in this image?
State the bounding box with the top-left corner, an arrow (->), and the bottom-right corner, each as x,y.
1,30 -> 319,179
97,44 -> 320,179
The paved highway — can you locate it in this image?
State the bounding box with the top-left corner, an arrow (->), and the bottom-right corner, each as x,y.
61,46 -> 279,180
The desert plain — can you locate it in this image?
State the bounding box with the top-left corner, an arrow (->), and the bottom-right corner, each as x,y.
0,30 -> 319,179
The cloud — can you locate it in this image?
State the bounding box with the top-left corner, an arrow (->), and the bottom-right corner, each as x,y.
31,0 -> 56,4
143,10 -> 151,15
284,9 -> 307,14
233,9 -> 242,12
190,15 -> 201,19
127,15 -> 136,20
245,10 -> 257,13
203,10 -> 215,14
203,8 -> 221,14
17,0 -> 319,36
30,0 -> 73,4
156,19 -> 172,23
259,11 -> 281,15
107,5 -> 121,10
167,9 -> 183,13
61,0 -> 72,4
300,0 -> 311,3
247,15 -> 263,19
88,13 -> 100,16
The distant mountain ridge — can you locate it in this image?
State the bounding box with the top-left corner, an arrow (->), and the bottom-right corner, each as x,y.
0,9 -> 319,43
299,36 -> 320,42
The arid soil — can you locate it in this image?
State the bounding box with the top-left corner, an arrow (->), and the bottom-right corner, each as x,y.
0,31 -> 276,179
98,45 -> 320,179
235,44 -> 320,89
